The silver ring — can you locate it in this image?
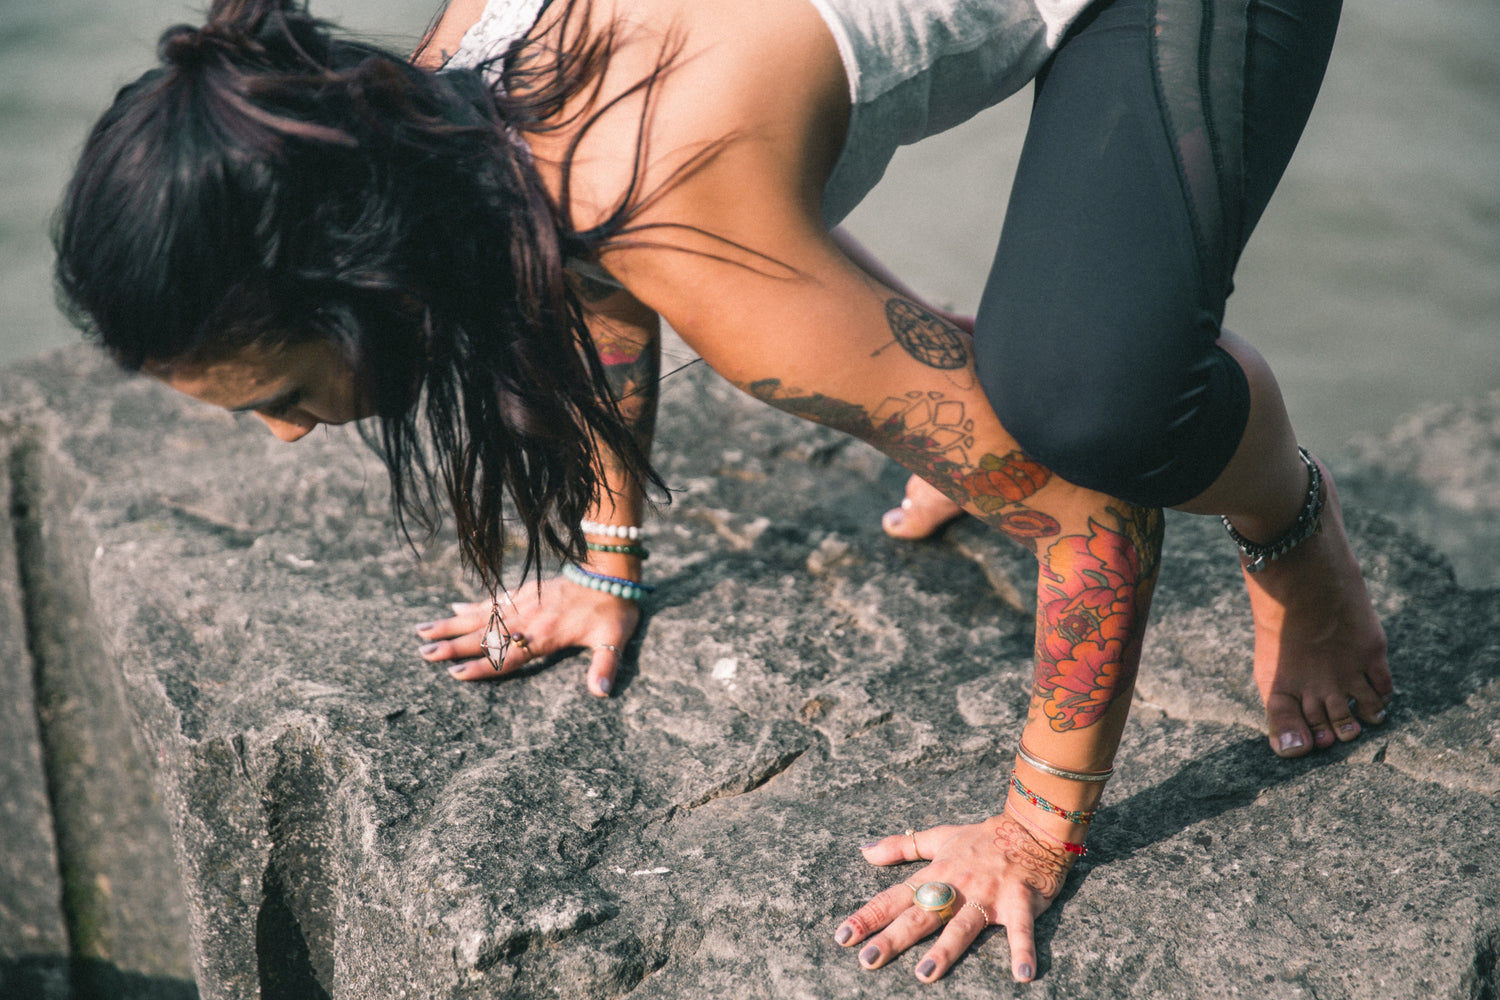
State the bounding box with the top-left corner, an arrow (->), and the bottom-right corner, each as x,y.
595,643 -> 619,653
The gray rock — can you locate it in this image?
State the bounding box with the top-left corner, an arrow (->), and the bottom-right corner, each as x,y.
0,343 -> 1495,999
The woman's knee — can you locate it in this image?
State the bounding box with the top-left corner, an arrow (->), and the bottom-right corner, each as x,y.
973,320 -> 1250,507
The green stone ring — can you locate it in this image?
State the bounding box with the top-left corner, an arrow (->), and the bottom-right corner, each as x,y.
911,881 -> 958,922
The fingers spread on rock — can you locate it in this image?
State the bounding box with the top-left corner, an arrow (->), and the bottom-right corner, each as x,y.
996,896 -> 1037,982
838,882 -> 918,948
914,902 -> 989,982
861,828 -> 930,866
859,907 -> 945,970
446,657 -> 496,681
588,644 -> 619,698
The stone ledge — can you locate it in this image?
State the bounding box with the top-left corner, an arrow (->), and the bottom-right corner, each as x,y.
1,345 -> 1495,999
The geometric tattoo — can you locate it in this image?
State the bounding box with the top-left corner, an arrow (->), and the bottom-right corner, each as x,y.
885,299 -> 969,370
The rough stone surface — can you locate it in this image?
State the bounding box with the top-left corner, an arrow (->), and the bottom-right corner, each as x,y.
0,430 -> 71,999
1,343 -> 1496,1000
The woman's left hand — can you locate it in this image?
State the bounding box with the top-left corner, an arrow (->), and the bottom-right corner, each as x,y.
414,574 -> 641,697
834,813 -> 1076,983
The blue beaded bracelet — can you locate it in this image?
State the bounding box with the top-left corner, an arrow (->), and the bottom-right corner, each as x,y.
562,562 -> 655,601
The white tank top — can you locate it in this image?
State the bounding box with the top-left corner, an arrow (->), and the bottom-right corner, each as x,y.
445,0 -> 1094,226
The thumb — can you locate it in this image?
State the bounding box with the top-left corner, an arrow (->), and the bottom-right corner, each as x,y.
587,642 -> 622,698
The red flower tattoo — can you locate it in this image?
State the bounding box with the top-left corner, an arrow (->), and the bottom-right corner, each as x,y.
1033,515 -> 1152,731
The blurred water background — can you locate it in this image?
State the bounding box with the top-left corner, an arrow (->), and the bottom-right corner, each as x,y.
2,0 -> 1496,453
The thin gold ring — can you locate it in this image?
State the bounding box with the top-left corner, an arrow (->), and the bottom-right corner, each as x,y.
963,900 -> 990,926
907,828 -> 925,861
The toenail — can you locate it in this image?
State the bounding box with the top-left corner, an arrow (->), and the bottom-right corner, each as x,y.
1373,709 -> 1386,724
861,945 -> 880,966
1279,732 -> 1305,751
1337,721 -> 1358,736
884,509 -> 905,528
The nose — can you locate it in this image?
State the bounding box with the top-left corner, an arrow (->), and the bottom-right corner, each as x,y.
256,413 -> 316,442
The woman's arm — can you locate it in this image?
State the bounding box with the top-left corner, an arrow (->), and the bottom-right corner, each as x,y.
605,192 -> 1159,979
417,279 -> 663,697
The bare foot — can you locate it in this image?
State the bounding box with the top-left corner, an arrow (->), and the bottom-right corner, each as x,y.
882,474 -> 965,539
1240,458 -> 1393,757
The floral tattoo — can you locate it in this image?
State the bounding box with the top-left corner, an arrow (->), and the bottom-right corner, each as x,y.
1032,506 -> 1162,732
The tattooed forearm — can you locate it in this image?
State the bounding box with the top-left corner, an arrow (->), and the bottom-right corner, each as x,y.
743,378 -> 1062,549
1031,505 -> 1163,732
592,328 -> 659,469
884,299 -> 969,370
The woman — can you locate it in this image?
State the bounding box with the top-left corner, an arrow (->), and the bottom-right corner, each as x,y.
54,0 -> 1391,983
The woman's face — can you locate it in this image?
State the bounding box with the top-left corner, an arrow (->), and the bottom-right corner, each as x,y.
149,340 -> 375,442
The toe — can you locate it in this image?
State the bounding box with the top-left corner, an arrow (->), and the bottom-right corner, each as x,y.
1265,692 -> 1312,758
882,476 -> 962,540
1326,695 -> 1362,742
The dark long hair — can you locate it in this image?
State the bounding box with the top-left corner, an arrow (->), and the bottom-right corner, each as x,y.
53,0 -> 669,590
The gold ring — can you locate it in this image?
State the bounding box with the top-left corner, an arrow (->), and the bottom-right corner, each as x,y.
907,828 -> 925,861
512,633 -> 530,652
910,881 -> 958,923
963,900 -> 990,926
903,880 -> 920,894
595,643 -> 618,653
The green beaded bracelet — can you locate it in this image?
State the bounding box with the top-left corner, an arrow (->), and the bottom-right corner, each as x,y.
586,542 -> 649,558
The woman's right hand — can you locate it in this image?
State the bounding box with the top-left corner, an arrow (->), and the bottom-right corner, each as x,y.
414,575 -> 641,697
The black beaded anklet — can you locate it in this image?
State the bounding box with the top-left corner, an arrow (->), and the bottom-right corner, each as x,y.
1221,447 -> 1324,573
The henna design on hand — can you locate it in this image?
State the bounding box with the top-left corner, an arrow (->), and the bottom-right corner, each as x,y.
992,814 -> 1073,899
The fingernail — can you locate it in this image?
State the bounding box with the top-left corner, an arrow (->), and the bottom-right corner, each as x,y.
835,925 -> 852,945
1279,732 -> 1305,751
447,665 -> 465,677
916,959 -> 936,978
415,621 -> 437,633
419,642 -> 440,656
859,841 -> 878,851
1017,962 -> 1033,980
860,945 -> 880,966
597,676 -> 613,696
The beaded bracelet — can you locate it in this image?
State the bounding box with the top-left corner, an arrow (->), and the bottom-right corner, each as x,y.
1017,742 -> 1114,783
562,562 -> 654,601
580,518 -> 643,540
1009,771 -> 1097,825
587,542 -> 649,558
1004,803 -> 1088,857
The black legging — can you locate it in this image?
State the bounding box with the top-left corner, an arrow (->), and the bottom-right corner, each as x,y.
974,0 -> 1341,507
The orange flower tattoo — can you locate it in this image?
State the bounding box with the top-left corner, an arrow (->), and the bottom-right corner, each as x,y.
1033,508 -> 1162,731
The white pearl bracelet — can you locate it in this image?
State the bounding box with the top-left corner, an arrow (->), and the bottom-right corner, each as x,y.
579,518 -> 642,540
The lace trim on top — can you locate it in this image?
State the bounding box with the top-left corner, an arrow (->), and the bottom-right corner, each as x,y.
444,0 -> 552,81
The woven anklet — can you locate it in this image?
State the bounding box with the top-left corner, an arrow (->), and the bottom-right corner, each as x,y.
1221,447 -> 1323,574
562,562 -> 654,601
1009,771 -> 1096,825
1017,742 -> 1114,783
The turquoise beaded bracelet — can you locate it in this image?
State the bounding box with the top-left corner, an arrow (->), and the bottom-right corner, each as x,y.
562,562 -> 654,601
